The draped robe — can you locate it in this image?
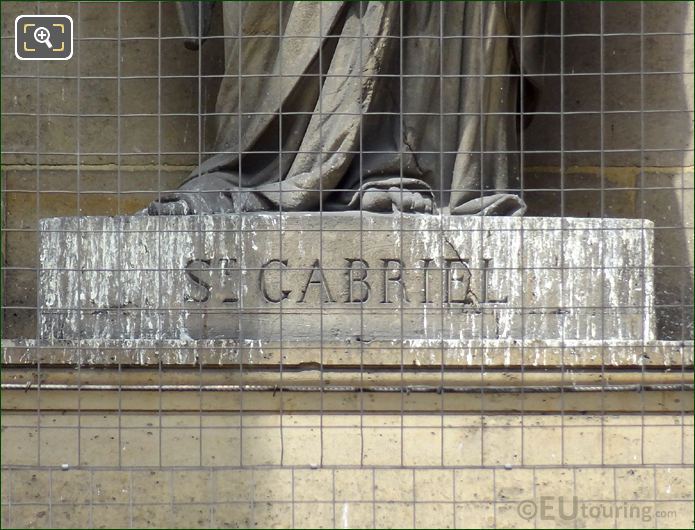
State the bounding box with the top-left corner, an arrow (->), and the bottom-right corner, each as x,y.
155,1 -> 545,215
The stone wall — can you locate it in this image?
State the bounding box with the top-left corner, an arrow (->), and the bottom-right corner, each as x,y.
2,341 -> 692,528
1,389 -> 694,528
2,464 -> 693,528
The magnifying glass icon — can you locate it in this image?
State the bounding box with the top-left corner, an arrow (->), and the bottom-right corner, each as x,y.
33,26 -> 53,49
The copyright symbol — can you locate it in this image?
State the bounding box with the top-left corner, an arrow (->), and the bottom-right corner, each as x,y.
517,500 -> 537,520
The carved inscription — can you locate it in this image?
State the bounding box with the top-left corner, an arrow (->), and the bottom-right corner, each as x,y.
184,256 -> 507,306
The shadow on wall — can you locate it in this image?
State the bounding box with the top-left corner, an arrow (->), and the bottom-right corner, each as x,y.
523,2 -> 694,340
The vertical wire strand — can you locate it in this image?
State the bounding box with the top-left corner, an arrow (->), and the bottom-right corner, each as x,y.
316,2 -> 326,468
5,468 -> 11,528
398,0 -> 405,470
128,469 -> 134,528
639,0 -> 648,467
438,0 -> 446,474
34,0 -> 42,471
599,0 -> 607,467
47,468 -> 52,528
116,0 -> 124,470
477,3 -> 486,469
559,1 -> 567,468
358,0 -> 366,470
318,0 -> 325,470
156,0 -> 164,472
196,0 -> 204,471
75,0 -> 83,471
519,0 -> 528,469
278,0 -> 285,469
236,1 -> 245,470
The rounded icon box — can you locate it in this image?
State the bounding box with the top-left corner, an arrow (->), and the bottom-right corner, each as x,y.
15,14 -> 73,61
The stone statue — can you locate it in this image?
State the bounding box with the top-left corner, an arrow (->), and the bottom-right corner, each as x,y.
147,2 -> 546,216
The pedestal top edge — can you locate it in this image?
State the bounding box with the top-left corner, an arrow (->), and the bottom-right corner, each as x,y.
38,214 -> 656,230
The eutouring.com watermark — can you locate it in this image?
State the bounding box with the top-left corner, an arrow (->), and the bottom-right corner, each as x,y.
516,496 -> 678,523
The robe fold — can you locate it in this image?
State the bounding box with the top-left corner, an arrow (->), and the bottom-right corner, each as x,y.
165,1 -> 546,215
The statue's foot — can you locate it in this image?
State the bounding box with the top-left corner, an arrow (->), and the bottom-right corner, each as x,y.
146,197 -> 192,215
144,189 -> 269,215
450,194 -> 527,216
145,197 -> 193,215
361,186 -> 436,214
141,171 -> 273,215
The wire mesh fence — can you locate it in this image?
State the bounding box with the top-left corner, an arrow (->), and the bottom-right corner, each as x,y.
1,1 -> 693,528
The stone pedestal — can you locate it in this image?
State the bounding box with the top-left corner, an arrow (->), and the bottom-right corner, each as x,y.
38,213 -> 654,342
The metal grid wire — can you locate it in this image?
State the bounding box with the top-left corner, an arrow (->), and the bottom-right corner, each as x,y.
1,2 -> 694,529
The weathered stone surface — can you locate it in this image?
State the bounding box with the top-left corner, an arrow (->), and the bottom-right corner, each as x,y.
2,338 -> 692,368
39,214 -> 655,341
